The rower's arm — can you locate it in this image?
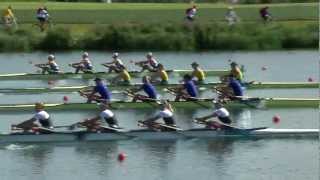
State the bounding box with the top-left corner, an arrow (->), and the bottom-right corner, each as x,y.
144,114 -> 161,123
87,116 -> 100,122
196,113 -> 216,121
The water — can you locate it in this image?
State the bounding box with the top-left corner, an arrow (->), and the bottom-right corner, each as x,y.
0,50 -> 318,180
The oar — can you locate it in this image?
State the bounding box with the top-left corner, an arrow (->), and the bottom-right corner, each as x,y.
165,88 -> 212,109
212,86 -> 262,109
124,89 -> 160,108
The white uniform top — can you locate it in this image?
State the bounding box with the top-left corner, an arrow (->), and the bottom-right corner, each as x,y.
157,109 -> 173,118
33,110 -> 50,121
114,58 -> 124,66
100,109 -> 114,119
213,108 -> 229,118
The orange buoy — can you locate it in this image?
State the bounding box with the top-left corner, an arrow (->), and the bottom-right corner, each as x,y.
118,153 -> 126,162
272,115 -> 280,124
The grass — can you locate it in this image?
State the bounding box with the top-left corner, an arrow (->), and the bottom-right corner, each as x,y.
0,3 -> 317,24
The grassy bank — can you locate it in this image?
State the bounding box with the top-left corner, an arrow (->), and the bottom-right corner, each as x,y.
0,3 -> 317,24
0,21 -> 317,51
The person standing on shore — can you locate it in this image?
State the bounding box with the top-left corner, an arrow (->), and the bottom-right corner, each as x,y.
259,6 -> 272,23
2,6 -> 17,29
185,5 -> 197,22
225,7 -> 239,26
36,6 -> 50,31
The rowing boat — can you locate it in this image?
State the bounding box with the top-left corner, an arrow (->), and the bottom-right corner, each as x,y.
0,69 -> 228,80
0,81 -> 317,94
0,98 -> 317,112
0,128 -> 317,143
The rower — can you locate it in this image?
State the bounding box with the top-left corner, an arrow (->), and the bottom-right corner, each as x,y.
173,74 -> 199,101
150,63 -> 169,85
135,52 -> 159,72
101,52 -> 125,73
35,54 -> 60,74
141,101 -> 177,131
11,102 -> 54,132
229,61 -> 243,83
79,102 -> 119,132
195,101 -> 232,130
69,52 -> 93,74
215,75 -> 244,101
191,62 -> 206,84
129,76 -> 158,102
80,78 -> 111,103
110,65 -> 131,85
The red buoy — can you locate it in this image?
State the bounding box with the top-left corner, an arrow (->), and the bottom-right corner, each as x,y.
308,77 -> 313,82
261,66 -> 267,71
63,96 -> 69,103
272,115 -> 280,124
118,153 -> 126,162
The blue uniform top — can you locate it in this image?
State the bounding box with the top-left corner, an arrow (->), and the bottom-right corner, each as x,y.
94,83 -> 111,100
229,79 -> 244,96
142,83 -> 157,99
184,80 -> 198,97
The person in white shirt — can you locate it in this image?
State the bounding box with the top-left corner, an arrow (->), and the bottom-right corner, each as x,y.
101,52 -> 126,73
84,103 -> 119,129
195,101 -> 232,129
11,102 -> 53,131
141,101 -> 177,131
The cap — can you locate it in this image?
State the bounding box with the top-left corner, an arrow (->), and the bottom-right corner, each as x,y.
146,52 -> 153,57
48,54 -> 55,60
112,52 -> 119,58
191,62 -> 199,66
35,102 -> 45,109
230,61 -> 238,66
94,77 -> 102,81
82,52 -> 89,57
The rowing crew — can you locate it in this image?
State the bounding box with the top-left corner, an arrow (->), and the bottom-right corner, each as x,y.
11,100 -> 233,133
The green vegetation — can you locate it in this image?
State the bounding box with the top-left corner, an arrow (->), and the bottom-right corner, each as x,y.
0,3 -> 317,24
0,22 -> 316,51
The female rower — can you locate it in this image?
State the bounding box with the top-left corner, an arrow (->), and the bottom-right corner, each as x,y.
195,101 -> 232,130
69,52 -> 93,74
11,102 -> 54,132
110,65 -> 131,85
79,103 -> 119,132
151,63 -> 169,85
141,101 -> 177,131
35,54 -> 60,74
173,74 -> 199,101
135,52 -> 159,72
130,76 -> 158,102
229,61 -> 243,83
80,78 -> 111,103
191,62 -> 206,84
101,52 -> 125,73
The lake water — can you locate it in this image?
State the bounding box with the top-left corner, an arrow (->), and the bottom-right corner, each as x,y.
0,50 -> 318,180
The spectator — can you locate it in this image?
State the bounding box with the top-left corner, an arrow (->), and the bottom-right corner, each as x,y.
225,7 -> 239,26
260,6 -> 272,23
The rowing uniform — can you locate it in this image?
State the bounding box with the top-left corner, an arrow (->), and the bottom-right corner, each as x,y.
100,109 -> 119,128
33,110 -> 53,129
213,107 -> 232,124
114,58 -> 124,69
82,58 -> 93,70
120,70 -> 131,84
159,70 -> 168,84
192,68 -> 206,82
148,58 -> 159,69
142,83 -> 158,99
48,61 -> 59,73
184,80 -> 198,98
229,79 -> 243,96
94,83 -> 111,102
230,67 -> 243,82
155,109 -> 176,126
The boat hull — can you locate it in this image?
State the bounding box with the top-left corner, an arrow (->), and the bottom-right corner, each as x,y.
0,98 -> 317,112
0,129 -> 317,143
0,69 -> 228,80
0,82 -> 317,94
